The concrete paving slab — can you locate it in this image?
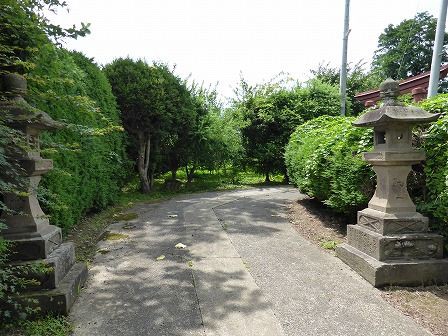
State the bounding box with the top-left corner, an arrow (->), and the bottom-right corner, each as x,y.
71,254 -> 204,336
71,187 -> 433,336
192,257 -> 285,336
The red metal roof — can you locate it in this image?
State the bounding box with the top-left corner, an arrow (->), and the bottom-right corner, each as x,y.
354,64 -> 448,104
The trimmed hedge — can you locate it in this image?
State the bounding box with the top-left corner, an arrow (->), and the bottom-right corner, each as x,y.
286,100 -> 448,240
285,116 -> 374,214
27,44 -> 129,230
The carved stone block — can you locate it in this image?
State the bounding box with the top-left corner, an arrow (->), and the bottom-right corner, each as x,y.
357,208 -> 429,235
347,225 -> 444,261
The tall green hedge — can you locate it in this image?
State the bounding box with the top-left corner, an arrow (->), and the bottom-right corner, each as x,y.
27,44 -> 128,230
285,116 -> 374,214
285,101 -> 448,239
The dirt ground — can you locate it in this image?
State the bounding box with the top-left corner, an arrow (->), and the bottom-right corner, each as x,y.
287,197 -> 448,336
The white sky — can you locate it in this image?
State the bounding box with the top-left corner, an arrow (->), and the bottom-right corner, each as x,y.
52,0 -> 442,100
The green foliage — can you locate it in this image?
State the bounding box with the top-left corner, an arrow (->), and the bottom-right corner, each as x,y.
0,0 -> 120,232
418,96 -> 448,238
372,12 -> 448,80
186,87 -> 243,177
232,77 -> 341,181
285,116 -> 374,214
0,239 -> 54,321
1,314 -> 72,336
27,45 -> 128,230
0,0 -> 89,74
310,62 -> 382,114
104,58 -> 193,191
0,121 -> 26,227
320,240 -> 339,250
104,59 -> 242,189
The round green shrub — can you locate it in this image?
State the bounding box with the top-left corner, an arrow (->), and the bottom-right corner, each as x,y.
285,115 -> 374,214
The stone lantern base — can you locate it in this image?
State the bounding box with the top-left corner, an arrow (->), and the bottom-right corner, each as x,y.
337,243 -> 448,287
2,241 -> 88,316
336,209 -> 448,287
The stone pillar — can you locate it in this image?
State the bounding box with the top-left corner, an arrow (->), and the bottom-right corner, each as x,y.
336,78 -> 448,287
0,73 -> 87,315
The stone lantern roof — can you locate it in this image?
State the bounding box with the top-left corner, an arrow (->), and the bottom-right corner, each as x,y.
0,73 -> 63,131
353,78 -> 439,127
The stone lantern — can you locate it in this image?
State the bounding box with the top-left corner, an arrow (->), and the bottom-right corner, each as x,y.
0,73 -> 87,314
336,78 -> 448,287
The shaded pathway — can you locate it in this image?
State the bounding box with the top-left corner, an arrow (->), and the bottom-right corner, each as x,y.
71,187 -> 431,336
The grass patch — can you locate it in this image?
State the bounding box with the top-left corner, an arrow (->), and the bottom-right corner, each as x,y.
320,240 -> 339,250
112,212 -> 138,221
1,315 -> 72,336
102,232 -> 129,241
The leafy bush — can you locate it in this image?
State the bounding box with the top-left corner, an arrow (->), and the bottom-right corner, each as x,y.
1,314 -> 72,336
232,77 -> 341,181
418,96 -> 448,237
285,116 -> 374,214
27,45 -> 129,230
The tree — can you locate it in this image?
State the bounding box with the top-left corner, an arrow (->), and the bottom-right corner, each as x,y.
372,12 -> 448,80
104,59 -> 164,193
310,62 -> 381,114
157,67 -> 196,182
181,86 -> 243,181
231,76 -> 341,182
104,60 -> 196,191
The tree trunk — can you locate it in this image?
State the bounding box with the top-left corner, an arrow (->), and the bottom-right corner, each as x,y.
186,164 -> 196,183
265,172 -> 270,183
137,131 -> 151,193
171,169 -> 177,181
148,163 -> 156,189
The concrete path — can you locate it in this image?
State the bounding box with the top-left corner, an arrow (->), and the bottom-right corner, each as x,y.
71,187 -> 432,336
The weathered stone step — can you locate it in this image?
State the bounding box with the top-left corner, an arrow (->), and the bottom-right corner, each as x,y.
22,262 -> 88,315
337,243 -> 448,287
9,242 -> 76,291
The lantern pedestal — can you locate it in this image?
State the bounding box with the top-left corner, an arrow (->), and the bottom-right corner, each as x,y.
0,74 -> 87,315
337,243 -> 448,287
336,78 -> 448,287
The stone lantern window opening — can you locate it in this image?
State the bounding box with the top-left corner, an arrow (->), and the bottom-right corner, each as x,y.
375,130 -> 386,145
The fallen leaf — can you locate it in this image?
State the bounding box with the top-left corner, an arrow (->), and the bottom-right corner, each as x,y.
156,255 -> 165,261
168,214 -> 178,218
175,243 -> 187,249
122,224 -> 136,230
